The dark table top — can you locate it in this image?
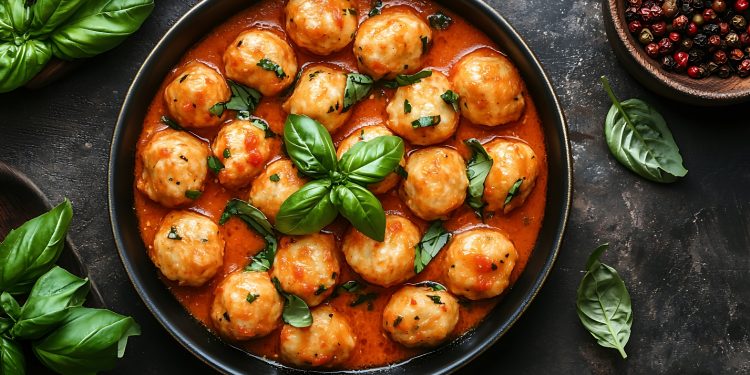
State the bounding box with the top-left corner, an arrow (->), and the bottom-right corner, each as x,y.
1,0 -> 749,374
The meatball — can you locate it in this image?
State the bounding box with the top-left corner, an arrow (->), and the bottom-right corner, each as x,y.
211,119 -> 273,189
280,306 -> 356,367
342,215 -> 419,287
283,65 -> 351,133
451,50 -> 526,126
353,9 -> 432,79
284,0 -> 358,55
163,61 -> 231,128
386,71 -> 459,145
271,233 -> 340,307
210,271 -> 283,341
382,285 -> 459,348
336,126 -> 404,194
223,29 -> 298,96
444,229 -> 518,300
483,139 -> 540,214
151,211 -> 224,287
136,129 -> 209,208
400,147 -> 468,221
248,159 -> 308,223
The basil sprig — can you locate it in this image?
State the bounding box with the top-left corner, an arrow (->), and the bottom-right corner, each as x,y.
576,244 -> 633,359
413,221 -> 451,273
277,115 -> 404,241
343,73 -> 374,112
271,277 -> 312,328
219,199 -> 277,272
464,139 -> 493,216
601,76 -> 687,183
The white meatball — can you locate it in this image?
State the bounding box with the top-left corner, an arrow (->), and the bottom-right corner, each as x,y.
223,29 -> 298,96
386,71 -> 458,145
483,139 -> 539,214
336,126 -> 404,194
382,285 -> 459,348
163,61 -> 231,128
280,306 -> 356,367
451,50 -> 526,126
211,119 -> 273,189
400,147 -> 468,221
151,211 -> 224,287
285,0 -> 358,55
283,65 -> 351,133
137,129 -> 209,208
210,271 -> 283,341
271,233 -> 340,307
342,215 -> 419,287
444,229 -> 518,300
353,9 -> 432,79
248,159 -> 308,223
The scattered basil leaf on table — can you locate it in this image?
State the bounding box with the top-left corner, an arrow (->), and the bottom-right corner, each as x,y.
219,199 -> 277,272
383,70 -> 432,88
0,199 -> 72,294
32,307 -> 141,375
428,10 -> 453,30
271,277 -> 312,328
600,76 -> 688,183
0,336 -> 25,375
284,114 -> 338,178
331,183 -> 386,242
414,221 -> 451,273
257,57 -> 286,79
338,135 -> 404,185
29,0 -> 88,37
0,40 -> 52,93
343,73 -> 374,112
576,243 -> 633,359
464,138 -> 493,216
275,179 -> 338,236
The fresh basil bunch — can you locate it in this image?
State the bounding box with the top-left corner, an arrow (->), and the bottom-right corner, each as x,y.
277,114 -> 404,241
0,0 -> 155,93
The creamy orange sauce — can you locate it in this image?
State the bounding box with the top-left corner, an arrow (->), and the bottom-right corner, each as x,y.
134,0 -> 548,369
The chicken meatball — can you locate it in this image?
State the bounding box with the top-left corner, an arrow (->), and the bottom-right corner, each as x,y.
210,271 -> 283,341
223,29 -> 298,96
336,126 -> 404,194
280,306 -> 356,367
248,159 -> 308,223
444,229 -> 518,300
386,71 -> 459,145
211,119 -> 273,189
400,147 -> 468,221
163,61 -> 231,128
451,50 -> 526,126
483,139 -> 539,214
382,285 -> 459,348
342,215 -> 419,287
284,0 -> 358,56
353,9 -> 432,79
151,211 -> 224,287
283,65 -> 351,133
137,129 -> 209,208
271,233 -> 340,307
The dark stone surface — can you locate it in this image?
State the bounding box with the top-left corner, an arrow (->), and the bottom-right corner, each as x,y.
1,0 -> 748,373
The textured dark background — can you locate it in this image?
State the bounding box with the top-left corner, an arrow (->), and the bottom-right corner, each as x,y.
1,0 -> 749,374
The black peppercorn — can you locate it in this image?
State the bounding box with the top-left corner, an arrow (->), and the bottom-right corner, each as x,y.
680,38 -> 694,51
688,48 -> 705,64
681,4 -> 694,16
661,55 -> 677,70
717,64 -> 733,78
693,33 -> 708,47
714,49 -> 728,64
703,24 -> 720,35
625,7 -> 640,22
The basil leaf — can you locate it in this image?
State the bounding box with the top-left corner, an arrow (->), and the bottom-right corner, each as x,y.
11,266 -> 89,340
576,244 -> 632,359
218,199 -> 277,271
0,40 -> 53,93
0,5 -> 14,40
0,317 -> 11,334
224,80 -> 262,115
160,115 -> 183,130
257,58 -> 286,79
331,183 -> 385,242
414,221 -> 451,273
368,0 -> 382,17
411,115 -> 441,128
275,179 -> 338,235
32,307 -> 141,374
601,77 -> 688,183
504,178 -> 523,206
0,292 -> 20,320
4,1 -> 31,34
342,73 -> 374,112
249,118 -> 274,138
428,11 -> 453,30
350,292 -> 377,309
30,0 -> 88,37
464,138 -> 493,216
283,114 -> 338,178
271,277 -> 312,328
49,0 -> 154,60
339,135 -> 404,185
394,165 -> 408,179
441,90 -> 460,112
0,199 -> 72,294
414,281 -> 447,291
207,155 -> 224,174
184,190 -> 201,200
208,102 -> 225,117
404,99 -> 412,114
0,336 -> 25,375
383,70 -> 432,88
339,280 -> 363,293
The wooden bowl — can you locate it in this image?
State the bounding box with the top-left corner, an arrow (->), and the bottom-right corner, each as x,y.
603,0 -> 750,106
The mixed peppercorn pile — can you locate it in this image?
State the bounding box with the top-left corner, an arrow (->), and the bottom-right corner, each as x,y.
626,0 -> 750,79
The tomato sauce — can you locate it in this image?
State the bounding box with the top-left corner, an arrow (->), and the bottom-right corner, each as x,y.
134,0 -> 548,369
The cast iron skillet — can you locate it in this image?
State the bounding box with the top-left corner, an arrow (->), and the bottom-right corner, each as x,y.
109,0 -> 572,373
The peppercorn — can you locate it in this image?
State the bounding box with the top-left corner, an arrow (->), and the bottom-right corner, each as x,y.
672,15 -> 689,30
693,14 -> 705,26
714,49 -> 729,64
668,31 -> 681,43
719,22 -> 730,35
674,51 -> 690,70
658,38 -> 674,54
703,24 -> 720,35
651,21 -> 667,36
687,22 -> 699,36
708,34 -> 722,50
681,4 -> 694,16
661,55 -> 677,70
713,0 -> 727,13
707,62 -> 719,75
628,0 -> 642,6
688,48 -> 705,63
732,15 -> 747,31
738,59 -> 750,77
625,6 -> 640,22
726,32 -> 741,48
639,28 -> 655,44
687,65 -> 705,78
730,48 -> 745,61
735,0 -> 749,12
646,42 -> 660,57
694,33 -> 709,47
662,0 -> 678,18
680,38 -> 695,51
703,9 -> 718,23
717,64 -> 733,77
629,20 -> 644,33
741,32 -> 750,46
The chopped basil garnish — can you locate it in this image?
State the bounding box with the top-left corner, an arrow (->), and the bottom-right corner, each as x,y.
427,295 -> 444,305
368,0 -> 383,17
504,178 -> 523,206
257,58 -> 286,79
209,102 -> 225,117
314,285 -> 327,296
428,11 -> 453,30
269,174 -> 280,182
227,80 -> 262,114
414,221 -> 451,273
179,74 -> 189,83
383,70 -> 432,88
350,292 -> 378,310
167,226 -> 182,240
207,156 -> 224,174
411,115 -> 441,128
219,199 -> 277,272
340,280 -> 363,293
464,138 -> 493,216
308,70 -> 322,80
415,281 -> 447,291
343,73 -> 374,112
246,293 -> 259,303
393,316 -> 403,327
441,90 -> 460,112
185,190 -> 202,200
421,36 -> 429,54
272,277 -> 312,327
249,118 -> 275,138
160,116 -> 183,130
343,8 -> 357,16
404,99 -> 412,114
394,165 -> 408,179
223,148 -> 231,158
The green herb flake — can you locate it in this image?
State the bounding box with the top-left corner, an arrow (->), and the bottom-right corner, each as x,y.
250,118 -> 275,138
223,148 -> 231,159
225,80 -> 262,116
340,280 -> 363,293
428,11 -> 453,30
314,285 -> 327,296
393,315 -> 403,327
394,165 -> 408,179
416,281 -> 447,291
368,0 -> 383,17
504,178 -> 523,207
167,226 -> 182,240
160,116 -> 183,130
414,221 -> 451,273
421,36 -> 429,54
246,293 -> 259,304
411,115 -> 441,128
179,74 -> 189,83
404,99 -> 412,114
309,70 -> 322,80
185,190 -> 202,200
383,70 -> 432,88
207,156 -> 224,174
219,199 -> 277,271
343,73 -> 374,112
464,138 -> 493,216
441,90 -> 460,112
427,295 -> 444,305
359,129 -> 365,140
350,292 -> 378,310
257,58 -> 286,79
270,174 -> 280,182
343,8 -> 357,16
209,102 -> 226,117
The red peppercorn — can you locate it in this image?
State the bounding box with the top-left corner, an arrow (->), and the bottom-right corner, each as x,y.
674,51 -> 689,70
708,34 -> 722,49
713,0 -> 727,13
738,59 -> 750,77
651,21 -> 667,37
687,66 -> 703,78
741,32 -> 750,46
703,9 -> 717,23
730,48 -> 745,61
668,32 -> 681,43
672,15 -> 689,31
714,50 -> 728,64
735,0 -> 749,12
658,38 -> 674,54
687,22 -> 699,36
719,22 -> 730,35
646,42 -> 660,58
628,20 -> 643,33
